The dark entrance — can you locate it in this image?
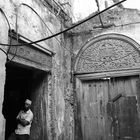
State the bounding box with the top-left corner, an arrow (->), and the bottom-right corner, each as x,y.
2,62 -> 45,140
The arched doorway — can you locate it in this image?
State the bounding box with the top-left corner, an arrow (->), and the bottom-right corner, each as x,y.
74,34 -> 140,140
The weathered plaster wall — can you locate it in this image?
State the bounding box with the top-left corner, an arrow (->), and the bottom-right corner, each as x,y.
0,0 -> 74,140
69,8 -> 140,56
51,38 -> 74,140
0,10 -> 10,140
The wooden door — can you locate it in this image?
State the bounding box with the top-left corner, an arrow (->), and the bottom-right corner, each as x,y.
79,75 -> 140,140
110,76 -> 140,140
80,79 -> 110,140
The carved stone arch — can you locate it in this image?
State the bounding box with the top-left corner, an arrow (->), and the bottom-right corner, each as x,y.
74,33 -> 140,74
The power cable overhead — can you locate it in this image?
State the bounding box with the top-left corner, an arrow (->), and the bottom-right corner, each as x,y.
0,8 -> 11,56
0,7 -> 20,61
0,0 -> 127,47
21,3 -> 72,53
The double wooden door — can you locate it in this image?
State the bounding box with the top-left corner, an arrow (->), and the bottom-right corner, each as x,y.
78,75 -> 140,140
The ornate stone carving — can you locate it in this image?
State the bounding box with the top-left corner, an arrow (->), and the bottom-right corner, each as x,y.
75,35 -> 140,73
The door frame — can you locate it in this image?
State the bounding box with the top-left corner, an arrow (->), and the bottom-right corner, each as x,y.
75,69 -> 140,80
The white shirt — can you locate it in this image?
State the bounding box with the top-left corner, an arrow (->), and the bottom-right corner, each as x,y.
15,109 -> 33,135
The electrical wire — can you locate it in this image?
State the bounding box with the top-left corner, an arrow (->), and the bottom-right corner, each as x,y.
7,3 -> 70,66
7,5 -> 20,62
7,33 -> 19,62
0,0 -> 127,47
17,3 -> 55,54
0,0 -> 133,65
7,3 -> 52,63
7,4 -> 59,66
0,9 -> 11,29
0,8 -> 11,56
0,0 -> 138,74
0,6 -> 21,62
0,0 -> 139,66
21,3 -> 72,53
0,48 -> 7,55
18,4 -> 49,39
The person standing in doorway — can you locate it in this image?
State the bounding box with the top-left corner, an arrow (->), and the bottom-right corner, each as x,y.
8,99 -> 33,140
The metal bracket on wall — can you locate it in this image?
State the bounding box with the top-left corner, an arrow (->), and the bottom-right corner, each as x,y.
111,93 -> 123,103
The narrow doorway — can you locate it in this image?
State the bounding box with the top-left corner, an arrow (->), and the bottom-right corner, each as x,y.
2,63 -> 38,140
